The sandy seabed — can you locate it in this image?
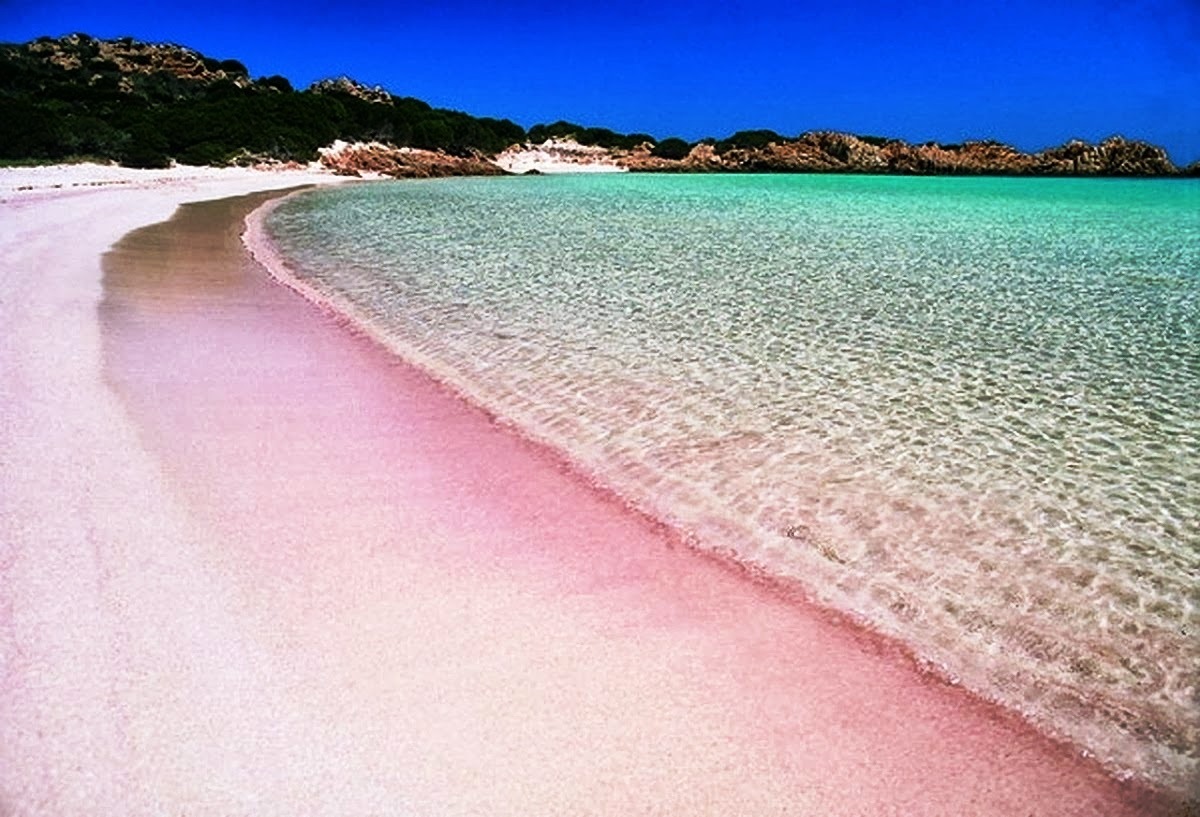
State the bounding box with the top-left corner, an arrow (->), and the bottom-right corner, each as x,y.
0,164 -> 1180,816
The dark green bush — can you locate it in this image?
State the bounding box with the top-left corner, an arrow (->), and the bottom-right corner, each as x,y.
388,119 -> 413,146
175,140 -> 232,165
0,100 -> 64,159
58,114 -> 127,156
203,78 -> 245,99
477,117 -> 525,147
576,126 -> 621,147
526,121 -> 652,150
412,118 -> 453,150
527,120 -> 584,143
218,58 -> 248,76
624,132 -> 655,148
88,73 -> 122,92
120,122 -> 171,168
716,129 -> 784,153
652,137 -> 691,160
258,75 -> 293,93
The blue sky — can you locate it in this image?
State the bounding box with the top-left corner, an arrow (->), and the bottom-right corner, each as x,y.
3,0 -> 1198,163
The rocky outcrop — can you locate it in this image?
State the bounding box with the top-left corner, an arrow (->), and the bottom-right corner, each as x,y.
1040,137 -> 1177,175
307,77 -> 394,105
317,140 -> 507,178
619,133 -> 1185,177
10,33 -> 252,93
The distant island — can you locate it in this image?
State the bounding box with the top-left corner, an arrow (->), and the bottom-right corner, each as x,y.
2,33 -> 1196,178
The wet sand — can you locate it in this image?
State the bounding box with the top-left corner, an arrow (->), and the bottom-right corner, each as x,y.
1,180 -> 1180,815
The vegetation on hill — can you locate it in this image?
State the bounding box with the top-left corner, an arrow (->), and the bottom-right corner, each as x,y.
0,33 -> 672,168
0,34 -> 1191,176
714,129 -> 786,153
650,137 -> 691,160
0,33 -> 527,167
525,120 -> 655,151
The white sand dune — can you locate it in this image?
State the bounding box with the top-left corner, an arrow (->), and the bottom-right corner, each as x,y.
493,139 -> 627,174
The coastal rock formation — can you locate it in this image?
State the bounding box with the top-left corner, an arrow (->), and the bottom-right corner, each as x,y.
308,77 -> 395,105
1040,137 -> 1177,175
620,132 -> 1183,176
9,33 -> 252,94
317,140 -> 507,178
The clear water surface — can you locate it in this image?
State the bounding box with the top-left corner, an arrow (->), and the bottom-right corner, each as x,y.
268,174 -> 1200,792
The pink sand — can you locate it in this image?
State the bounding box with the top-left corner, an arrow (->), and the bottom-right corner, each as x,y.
1,175 -> 1175,815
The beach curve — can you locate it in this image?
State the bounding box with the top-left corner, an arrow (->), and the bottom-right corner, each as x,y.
0,168 -> 1184,815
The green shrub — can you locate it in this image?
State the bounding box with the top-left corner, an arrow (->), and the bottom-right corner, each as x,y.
120,121 -> 170,167
58,113 -> 126,156
528,120 -> 584,143
716,129 -> 784,153
203,78 -> 244,99
477,117 -> 526,146
0,101 -> 63,159
218,58 -> 248,76
651,137 -> 691,160
258,75 -> 293,93
89,58 -> 121,74
576,126 -> 621,147
412,118 -> 453,150
175,140 -> 232,165
623,132 -> 655,149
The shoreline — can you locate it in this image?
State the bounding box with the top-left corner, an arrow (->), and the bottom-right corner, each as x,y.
250,180 -> 1198,798
0,169 -> 1185,814
246,183 -> 1180,791
246,190 -> 1179,809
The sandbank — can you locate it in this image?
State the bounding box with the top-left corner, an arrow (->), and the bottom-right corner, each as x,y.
0,166 -> 1178,815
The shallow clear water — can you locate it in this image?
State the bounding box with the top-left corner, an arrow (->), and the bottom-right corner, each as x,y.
268,174 -> 1199,791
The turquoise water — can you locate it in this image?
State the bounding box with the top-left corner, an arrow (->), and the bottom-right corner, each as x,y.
267,174 -> 1199,791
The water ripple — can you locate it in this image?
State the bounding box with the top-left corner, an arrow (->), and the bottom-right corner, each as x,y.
269,174 -> 1200,792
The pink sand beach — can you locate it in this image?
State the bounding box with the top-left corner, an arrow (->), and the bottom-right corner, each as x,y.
0,168 -> 1178,815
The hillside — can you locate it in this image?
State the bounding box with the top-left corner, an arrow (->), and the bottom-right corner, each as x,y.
0,34 -> 1193,176
0,33 -> 525,167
